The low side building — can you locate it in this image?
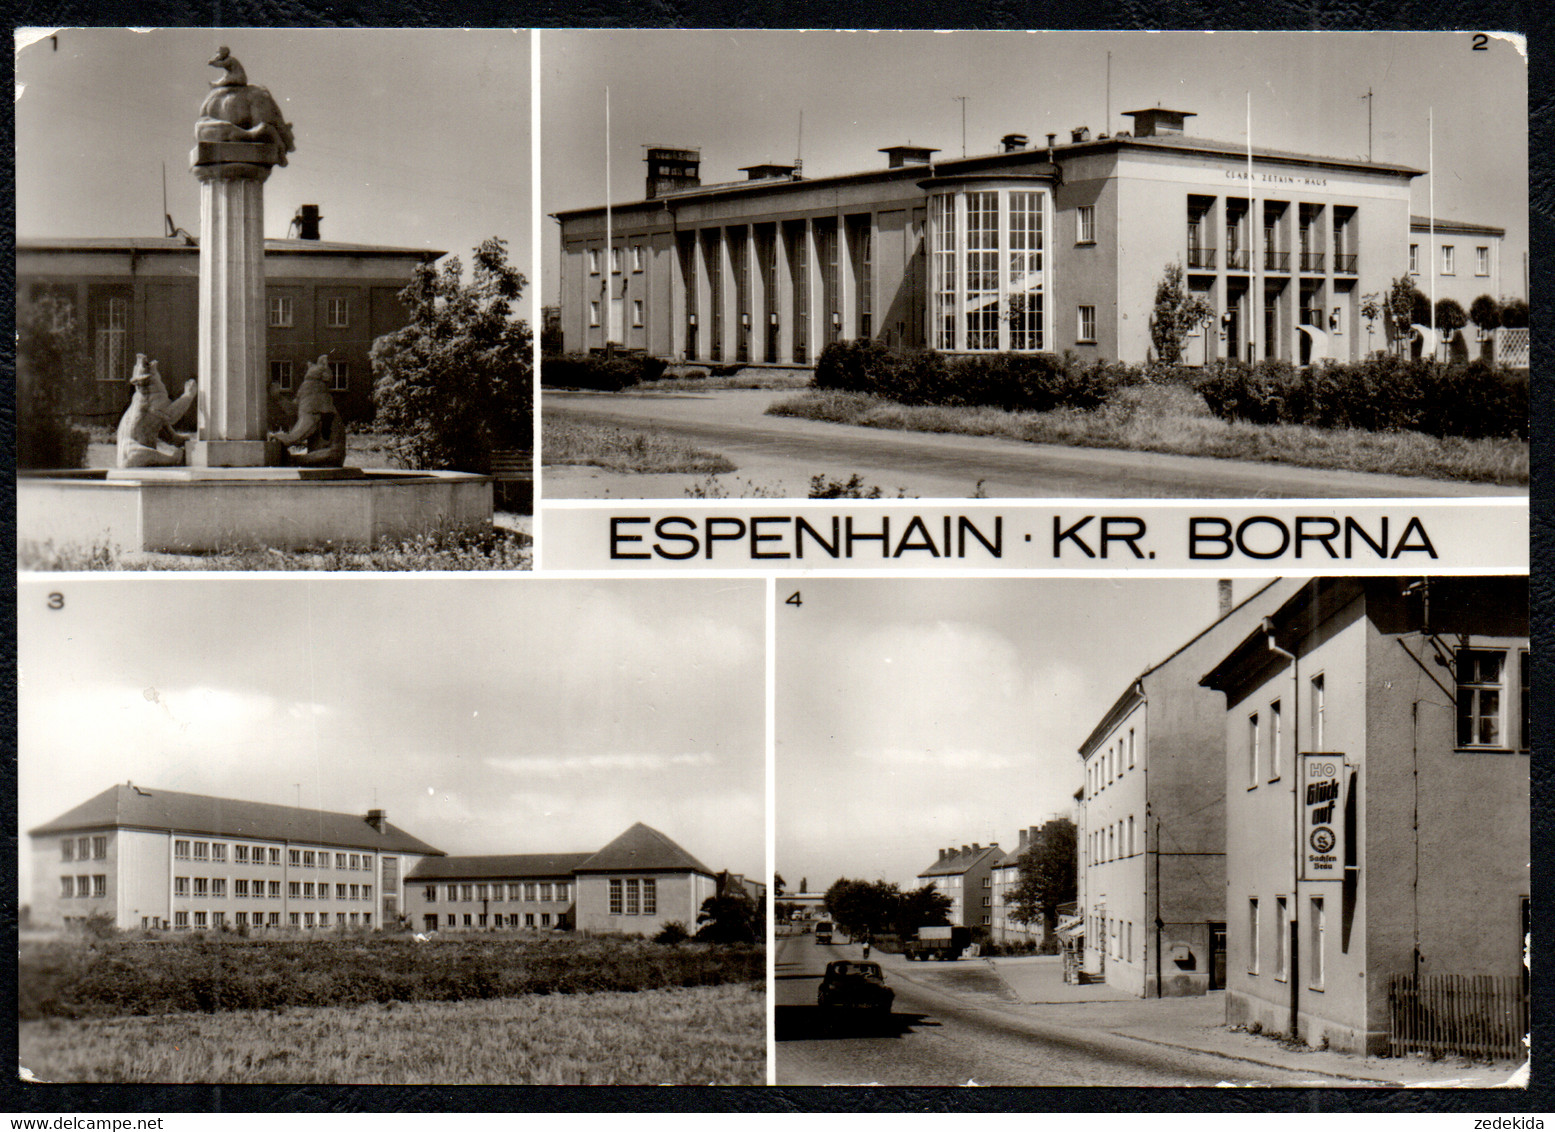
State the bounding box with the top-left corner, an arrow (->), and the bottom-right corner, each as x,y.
30,783 -> 443,932
572,822 -> 719,936
916,843 -> 1002,930
1202,576 -> 1529,1055
404,854 -> 593,933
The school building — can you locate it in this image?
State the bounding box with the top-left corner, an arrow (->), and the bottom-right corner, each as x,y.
553,106 -> 1428,368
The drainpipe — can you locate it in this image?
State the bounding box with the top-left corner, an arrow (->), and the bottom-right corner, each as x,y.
1263,616 -> 1300,1041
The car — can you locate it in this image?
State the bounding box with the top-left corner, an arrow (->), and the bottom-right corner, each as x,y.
817,959 -> 894,1014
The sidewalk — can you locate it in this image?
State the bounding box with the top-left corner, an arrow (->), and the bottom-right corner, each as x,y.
986,955 -> 1524,1088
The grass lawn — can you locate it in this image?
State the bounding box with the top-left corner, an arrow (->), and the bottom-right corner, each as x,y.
767,383 -> 1528,487
19,983 -> 766,1084
543,417 -> 736,475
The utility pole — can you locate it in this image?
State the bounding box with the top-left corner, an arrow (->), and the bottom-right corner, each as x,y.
954,96 -> 968,158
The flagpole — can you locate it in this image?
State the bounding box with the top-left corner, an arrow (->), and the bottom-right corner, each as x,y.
1248,91 -> 1257,362
605,86 -> 615,349
1428,107 -> 1435,358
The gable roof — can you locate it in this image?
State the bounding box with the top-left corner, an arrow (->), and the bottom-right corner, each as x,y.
1409,215 -> 1505,237
28,784 -> 444,857
917,844 -> 1003,879
407,853 -> 594,881
573,822 -> 713,876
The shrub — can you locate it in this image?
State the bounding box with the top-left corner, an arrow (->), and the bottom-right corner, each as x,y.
541,353 -> 667,391
654,921 -> 690,945
16,297 -> 90,470
1500,299 -> 1529,329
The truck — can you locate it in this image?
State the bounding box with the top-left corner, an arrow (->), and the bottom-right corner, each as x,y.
814,920 -> 835,945
902,925 -> 972,961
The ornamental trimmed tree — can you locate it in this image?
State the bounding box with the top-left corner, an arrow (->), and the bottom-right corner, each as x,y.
371,237 -> 533,474
1469,294 -> 1502,334
1149,262 -> 1214,364
1007,817 -> 1078,937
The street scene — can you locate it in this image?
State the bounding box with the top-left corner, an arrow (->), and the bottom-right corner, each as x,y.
540,31 -> 1527,501
775,578 -> 1529,1087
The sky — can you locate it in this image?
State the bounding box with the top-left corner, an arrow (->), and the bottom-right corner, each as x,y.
775,577 -> 1276,896
539,30 -> 1528,303
18,577 -> 764,888
15,27 -> 533,316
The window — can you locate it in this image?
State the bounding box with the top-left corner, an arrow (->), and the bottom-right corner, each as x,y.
983,895 -> 992,907
589,300 -> 601,328
93,836 -> 108,859
1077,305 -> 1096,343
350,885 -> 360,899
609,879 -> 623,915
509,884 -> 521,900
1310,674 -> 1325,749
1309,897 -> 1326,989
1128,727 -> 1135,768
234,845 -> 249,864
1476,246 -> 1490,276
62,841 -> 74,862
632,299 -> 644,328
1127,816 -> 1135,856
194,878 -> 209,898
1441,245 -> 1455,275
303,851 -> 315,868
541,913 -> 552,927
349,854 -> 360,870
194,912 -> 208,929
269,881 -> 281,897
236,912 -> 247,927
320,884 -> 331,901
1077,205 -> 1096,244
492,885 -> 504,902
326,297 -> 350,328
338,884 -> 348,899
461,884 -> 474,902
1247,899 -> 1260,974
1408,244 -> 1419,274
476,884 -> 489,901
1457,648 -> 1508,747
631,244 -> 644,272
1269,700 -> 1283,780
289,849 -> 301,866
304,913 -> 316,929
625,878 -> 641,915
61,877 -> 74,899
363,886 -> 372,901
269,848 -> 281,866
525,913 -> 536,927
93,294 -> 130,382
524,883 -> 537,901
929,187 -> 1048,352
539,883 -> 553,902
304,882 -> 317,897
329,362 -> 349,391
1275,896 -> 1289,982
641,880 -> 654,915
268,295 -> 294,327
1247,712 -> 1261,787
289,882 -> 301,898
336,853 -> 347,869
588,248 -> 600,274
269,913 -> 280,927
235,879 -> 249,898
610,247 -> 623,274
175,911 -> 189,929
193,842 -> 209,861
211,879 -> 226,898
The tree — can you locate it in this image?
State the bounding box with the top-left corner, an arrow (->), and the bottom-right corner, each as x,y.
1434,298 -> 1467,336
1500,298 -> 1529,329
773,873 -> 787,897
1149,262 -> 1214,364
892,885 -> 953,940
696,891 -> 760,944
823,878 -> 900,940
1469,294 -> 1502,334
1382,275 -> 1424,355
371,237 -> 533,474
17,296 -> 90,470
1008,818 -> 1078,936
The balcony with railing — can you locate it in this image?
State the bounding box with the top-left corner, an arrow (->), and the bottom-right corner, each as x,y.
1334,253 -> 1358,274
1264,249 -> 1290,271
1225,249 -> 1250,271
1300,252 -> 1326,273
1186,247 -> 1217,270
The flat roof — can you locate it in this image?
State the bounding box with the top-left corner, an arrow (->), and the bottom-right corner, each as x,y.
17,236 -> 444,259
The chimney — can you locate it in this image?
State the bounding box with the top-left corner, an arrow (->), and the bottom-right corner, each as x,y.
293,204 -> 323,240
1070,126 -> 1091,144
1017,828 -> 1029,851
1000,133 -> 1028,153
972,842 -> 981,853
961,844 -> 971,855
1218,579 -> 1234,618
366,808 -> 388,833
938,848 -> 948,861
1122,108 -> 1196,138
645,146 -> 701,200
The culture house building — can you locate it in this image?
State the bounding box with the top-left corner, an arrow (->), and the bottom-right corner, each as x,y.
554,106 -> 1438,368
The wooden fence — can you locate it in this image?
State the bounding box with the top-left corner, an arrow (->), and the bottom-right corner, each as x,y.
1387,973 -> 1528,1061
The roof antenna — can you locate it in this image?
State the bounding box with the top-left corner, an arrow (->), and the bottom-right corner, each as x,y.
794,110 -> 804,178
162,162 -> 194,244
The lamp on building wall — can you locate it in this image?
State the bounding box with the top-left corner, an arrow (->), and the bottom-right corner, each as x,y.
831,311 -> 842,329
769,312 -> 779,326
688,313 -> 697,326
741,312 -> 750,328
1329,308 -> 1341,331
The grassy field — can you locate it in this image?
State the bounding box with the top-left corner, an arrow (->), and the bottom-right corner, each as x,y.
768,383 -> 1529,487
20,983 -> 765,1084
543,417 -> 736,474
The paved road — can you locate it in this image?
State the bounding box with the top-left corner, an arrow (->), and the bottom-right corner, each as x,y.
544,389 -> 1523,500
775,935 -> 1362,1087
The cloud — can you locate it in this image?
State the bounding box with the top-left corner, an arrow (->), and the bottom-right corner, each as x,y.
856,747 -> 1020,772
484,752 -> 719,777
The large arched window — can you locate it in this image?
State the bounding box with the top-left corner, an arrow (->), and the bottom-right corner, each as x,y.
926,179 -> 1052,352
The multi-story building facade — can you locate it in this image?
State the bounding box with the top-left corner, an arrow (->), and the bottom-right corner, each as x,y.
404,854 -> 591,933
1077,580 -> 1295,997
916,843 -> 1002,930
1202,576 -> 1529,1054
17,231 -> 438,425
554,107 -> 1421,368
989,825 -> 1047,946
29,783 -> 443,932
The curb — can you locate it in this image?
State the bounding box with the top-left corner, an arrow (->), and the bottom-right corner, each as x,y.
1101,1029 -> 1403,1085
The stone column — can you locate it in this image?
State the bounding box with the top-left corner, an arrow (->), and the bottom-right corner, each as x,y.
188,141 -> 283,467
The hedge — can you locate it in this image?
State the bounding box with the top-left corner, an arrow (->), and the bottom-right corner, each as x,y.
541,353 -> 667,392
